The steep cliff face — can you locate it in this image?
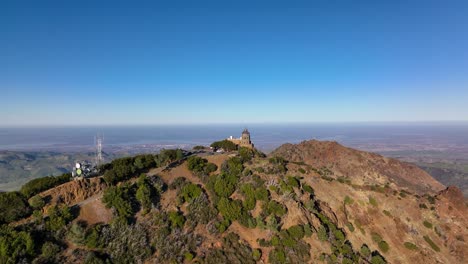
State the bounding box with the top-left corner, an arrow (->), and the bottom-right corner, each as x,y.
271,140 -> 445,194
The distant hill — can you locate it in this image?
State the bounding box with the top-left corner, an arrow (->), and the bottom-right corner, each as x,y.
417,162 -> 468,198
1,141 -> 466,263
0,151 -> 115,191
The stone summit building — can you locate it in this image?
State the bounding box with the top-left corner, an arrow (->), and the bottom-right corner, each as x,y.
227,128 -> 254,149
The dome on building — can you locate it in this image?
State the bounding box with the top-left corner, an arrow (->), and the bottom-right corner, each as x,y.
242,128 -> 250,135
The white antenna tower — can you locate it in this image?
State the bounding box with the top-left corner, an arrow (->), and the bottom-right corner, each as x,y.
95,133 -> 103,166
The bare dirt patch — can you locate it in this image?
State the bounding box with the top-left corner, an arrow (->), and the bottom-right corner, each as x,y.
228,221 -> 271,249
75,197 -> 112,225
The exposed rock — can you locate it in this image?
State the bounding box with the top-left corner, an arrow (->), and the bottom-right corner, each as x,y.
40,177 -> 107,208
437,186 -> 465,209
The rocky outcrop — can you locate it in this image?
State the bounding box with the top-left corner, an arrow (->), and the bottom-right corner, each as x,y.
437,186 -> 465,209
40,177 -> 107,208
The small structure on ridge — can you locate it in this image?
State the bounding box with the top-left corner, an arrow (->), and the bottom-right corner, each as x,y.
227,128 -> 254,149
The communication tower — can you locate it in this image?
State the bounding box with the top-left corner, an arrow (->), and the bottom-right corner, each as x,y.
95,133 -> 104,166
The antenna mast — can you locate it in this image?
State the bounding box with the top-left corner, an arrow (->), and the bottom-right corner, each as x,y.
95,133 -> 103,166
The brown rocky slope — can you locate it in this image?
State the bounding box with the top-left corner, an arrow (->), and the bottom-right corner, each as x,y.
271,140 -> 445,194
267,140 -> 466,263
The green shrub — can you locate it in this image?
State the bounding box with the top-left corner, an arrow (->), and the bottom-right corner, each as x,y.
303,224 -> 313,237
404,242 -> 418,250
255,186 -> 269,201
67,222 -> 87,244
378,240 -> 390,253
337,176 -> 351,185
371,184 -> 389,193
317,225 -> 328,241
0,191 -> 31,224
106,157 -> 137,184
193,145 -> 205,150
221,157 -> 244,176
102,185 -> 133,219
187,156 -> 217,178
423,220 -> 433,229
252,248 -> 262,261
134,154 -> 157,170
382,210 -> 392,217
370,255 -> 386,264
28,194 -> 45,209
41,241 -> 61,259
46,204 -> 73,231
298,168 -> 306,174
20,173 -> 70,198
179,183 -> 203,203
360,244 -> 371,257
85,224 -> 104,248
216,218 -> 230,233
217,197 -> 242,221
286,176 -> 300,188
346,222 -> 355,232
270,235 -> 280,246
288,225 -> 304,239
206,163 -> 218,174
0,226 -> 35,262
369,196 -> 378,207
157,149 -> 184,165
136,175 -> 156,212
169,177 -> 187,190
265,200 -> 287,217
279,180 -> 293,194
371,232 -> 383,243
210,140 -> 238,151
214,173 -> 239,197
321,175 -> 334,181
168,211 -> 185,229
302,184 -> 314,194
419,203 -> 428,209
255,167 -> 265,173
344,196 -> 354,205
184,252 -> 194,261
203,233 -> 256,263
239,147 -> 254,162
281,236 -> 297,247
269,248 -> 286,264
423,235 -> 440,252
268,156 -> 288,173
240,183 -> 257,210
266,215 -> 280,231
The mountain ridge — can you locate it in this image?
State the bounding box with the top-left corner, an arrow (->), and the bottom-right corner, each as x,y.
1,140 -> 466,263
271,140 -> 446,195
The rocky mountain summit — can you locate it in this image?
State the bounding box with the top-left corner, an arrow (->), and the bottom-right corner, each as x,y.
271,140 -> 445,194
1,141 -> 466,263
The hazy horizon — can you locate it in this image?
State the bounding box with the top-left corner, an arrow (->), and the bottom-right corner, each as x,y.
2,122 -> 468,152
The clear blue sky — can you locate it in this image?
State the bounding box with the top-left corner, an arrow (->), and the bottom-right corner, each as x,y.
1,0 -> 467,125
